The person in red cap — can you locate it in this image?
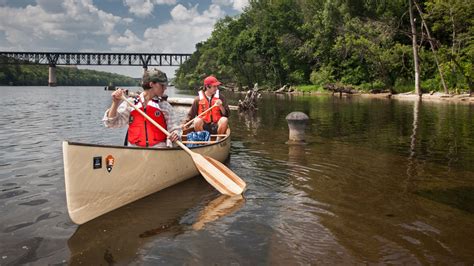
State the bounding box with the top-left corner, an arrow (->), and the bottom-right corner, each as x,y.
183,75 -> 230,135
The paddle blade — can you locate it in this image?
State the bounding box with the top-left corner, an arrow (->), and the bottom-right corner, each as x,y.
191,153 -> 246,196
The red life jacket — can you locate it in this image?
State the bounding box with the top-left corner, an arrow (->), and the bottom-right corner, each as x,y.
198,90 -> 222,124
128,95 -> 167,147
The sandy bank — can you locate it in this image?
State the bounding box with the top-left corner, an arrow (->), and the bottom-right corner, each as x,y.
356,92 -> 473,104
391,92 -> 473,104
279,91 -> 473,104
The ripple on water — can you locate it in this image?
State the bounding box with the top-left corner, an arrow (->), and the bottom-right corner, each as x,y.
2,182 -> 18,186
3,211 -> 63,233
0,237 -> 43,265
35,211 -> 62,222
0,189 -> 29,200
38,172 -> 59,178
1,186 -> 21,192
19,199 -> 48,206
37,183 -> 54,187
3,222 -> 35,233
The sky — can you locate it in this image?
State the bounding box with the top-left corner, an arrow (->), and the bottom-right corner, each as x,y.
0,0 -> 249,78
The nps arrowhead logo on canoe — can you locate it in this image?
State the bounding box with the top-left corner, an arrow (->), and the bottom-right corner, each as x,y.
105,155 -> 115,173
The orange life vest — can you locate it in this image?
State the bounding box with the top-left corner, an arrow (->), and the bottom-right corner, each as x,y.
198,90 -> 222,124
128,95 -> 167,147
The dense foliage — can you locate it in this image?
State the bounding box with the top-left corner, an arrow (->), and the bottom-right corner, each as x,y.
175,0 -> 473,93
0,57 -> 138,86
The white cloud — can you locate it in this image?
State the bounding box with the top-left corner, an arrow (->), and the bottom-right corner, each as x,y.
212,0 -> 249,11
123,0 -> 154,17
109,4 -> 226,53
108,29 -> 140,46
155,0 -> 177,4
232,0 -> 249,11
170,4 -> 195,21
36,0 -> 65,13
145,4 -> 225,53
124,0 -> 176,17
0,0 -> 131,51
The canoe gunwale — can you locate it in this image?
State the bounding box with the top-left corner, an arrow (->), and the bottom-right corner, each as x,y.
64,131 -> 229,150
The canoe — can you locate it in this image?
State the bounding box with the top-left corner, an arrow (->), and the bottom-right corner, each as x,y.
62,129 -> 231,225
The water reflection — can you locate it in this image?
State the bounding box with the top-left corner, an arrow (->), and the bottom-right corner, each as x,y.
192,195 -> 245,230
1,87 -> 474,264
236,111 -> 261,135
67,178 -> 245,265
415,187 -> 474,214
406,99 -> 420,190
288,144 -> 307,163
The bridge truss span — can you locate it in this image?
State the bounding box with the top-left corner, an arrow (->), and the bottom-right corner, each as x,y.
0,52 -> 192,67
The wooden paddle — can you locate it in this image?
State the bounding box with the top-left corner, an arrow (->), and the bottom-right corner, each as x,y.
182,103 -> 219,129
121,95 -> 246,196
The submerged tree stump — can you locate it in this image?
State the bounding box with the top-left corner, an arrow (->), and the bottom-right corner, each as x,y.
238,84 -> 261,112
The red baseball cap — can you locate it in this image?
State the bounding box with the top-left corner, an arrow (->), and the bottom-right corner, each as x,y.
204,76 -> 222,86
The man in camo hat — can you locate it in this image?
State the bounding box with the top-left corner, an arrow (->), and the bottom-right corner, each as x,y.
103,68 -> 181,147
142,68 -> 168,89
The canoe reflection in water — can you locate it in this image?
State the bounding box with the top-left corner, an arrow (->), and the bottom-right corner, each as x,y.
67,179 -> 245,265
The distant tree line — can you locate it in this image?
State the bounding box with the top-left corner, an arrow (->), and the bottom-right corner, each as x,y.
0,56 -> 138,86
175,0 -> 473,94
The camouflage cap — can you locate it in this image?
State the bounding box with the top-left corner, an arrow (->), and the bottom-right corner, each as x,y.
143,68 -> 168,85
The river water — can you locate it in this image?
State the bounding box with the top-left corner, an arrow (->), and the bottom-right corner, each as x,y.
0,86 -> 473,264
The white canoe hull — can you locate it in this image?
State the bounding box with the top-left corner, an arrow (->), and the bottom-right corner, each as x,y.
63,133 -> 230,224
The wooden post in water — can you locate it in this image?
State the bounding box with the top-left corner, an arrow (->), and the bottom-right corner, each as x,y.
286,112 -> 309,144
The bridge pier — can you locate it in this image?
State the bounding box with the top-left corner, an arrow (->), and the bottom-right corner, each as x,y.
48,65 -> 57,87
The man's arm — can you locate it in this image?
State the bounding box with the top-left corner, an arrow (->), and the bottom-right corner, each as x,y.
103,101 -> 130,128
183,97 -> 200,123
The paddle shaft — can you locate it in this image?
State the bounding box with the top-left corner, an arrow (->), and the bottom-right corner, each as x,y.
121,95 -> 191,153
182,103 -> 219,128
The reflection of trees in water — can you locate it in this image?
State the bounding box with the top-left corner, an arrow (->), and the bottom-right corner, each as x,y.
237,111 -> 261,134
67,180 -> 244,265
406,99 -> 420,191
415,187 -> 474,214
407,101 -> 474,215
